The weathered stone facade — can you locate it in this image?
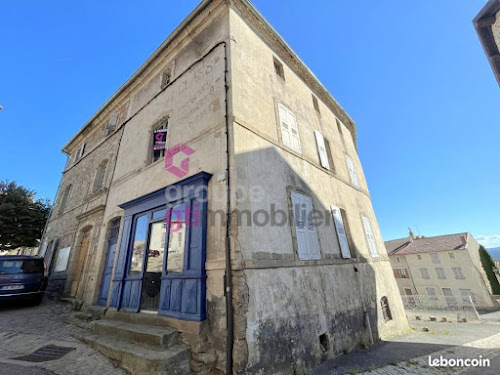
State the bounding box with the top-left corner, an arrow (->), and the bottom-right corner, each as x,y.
41,1 -> 409,373
474,0 -> 500,85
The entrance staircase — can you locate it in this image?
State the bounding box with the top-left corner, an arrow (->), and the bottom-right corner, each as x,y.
79,315 -> 191,375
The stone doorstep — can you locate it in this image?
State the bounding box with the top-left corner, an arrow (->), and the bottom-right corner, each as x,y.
105,309 -> 203,335
80,333 -> 191,375
91,319 -> 179,350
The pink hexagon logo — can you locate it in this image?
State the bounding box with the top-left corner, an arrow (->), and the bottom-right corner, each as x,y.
165,143 -> 195,178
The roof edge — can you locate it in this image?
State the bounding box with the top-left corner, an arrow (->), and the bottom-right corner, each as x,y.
62,0 -> 216,152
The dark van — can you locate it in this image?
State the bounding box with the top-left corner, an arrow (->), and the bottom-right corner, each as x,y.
0,256 -> 48,305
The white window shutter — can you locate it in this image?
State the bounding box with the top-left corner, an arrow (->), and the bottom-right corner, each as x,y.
304,195 -> 320,259
279,104 -> 292,149
362,216 -> 379,257
331,205 -> 351,258
346,155 -> 359,187
107,113 -> 118,131
315,131 -> 330,170
278,104 -> 301,154
292,192 -> 320,260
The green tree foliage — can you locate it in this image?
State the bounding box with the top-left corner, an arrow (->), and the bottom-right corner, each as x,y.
479,245 -> 500,295
0,180 -> 51,251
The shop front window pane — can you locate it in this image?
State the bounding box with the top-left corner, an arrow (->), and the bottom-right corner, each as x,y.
166,203 -> 187,273
129,215 -> 148,275
147,222 -> 166,273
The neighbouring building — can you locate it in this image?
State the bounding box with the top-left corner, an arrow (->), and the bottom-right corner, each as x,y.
386,231 -> 497,310
473,0 -> 500,85
40,0 -> 408,373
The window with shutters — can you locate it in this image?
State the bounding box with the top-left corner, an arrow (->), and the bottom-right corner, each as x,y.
401,268 -> 409,278
278,104 -> 301,154
74,143 -> 86,163
345,155 -> 359,187
420,267 -> 430,279
435,267 -> 446,279
452,267 -> 465,279
291,191 -> 320,260
460,289 -> 476,303
426,287 -> 437,300
361,215 -> 379,257
331,205 -> 351,258
315,131 -> 331,170
151,119 -> 168,163
431,253 -> 440,264
93,160 -> 108,193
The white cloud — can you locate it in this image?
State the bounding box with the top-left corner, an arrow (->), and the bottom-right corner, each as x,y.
475,234 -> 500,249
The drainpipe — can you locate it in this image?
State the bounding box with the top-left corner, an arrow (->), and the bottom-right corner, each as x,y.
221,40 -> 234,375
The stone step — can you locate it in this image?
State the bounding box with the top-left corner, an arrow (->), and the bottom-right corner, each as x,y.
91,319 -> 179,350
80,333 -> 191,375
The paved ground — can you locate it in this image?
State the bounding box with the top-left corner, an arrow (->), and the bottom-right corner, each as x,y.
0,298 -> 126,375
312,320 -> 500,375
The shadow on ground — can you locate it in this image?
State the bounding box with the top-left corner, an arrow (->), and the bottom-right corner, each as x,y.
312,321 -> 500,375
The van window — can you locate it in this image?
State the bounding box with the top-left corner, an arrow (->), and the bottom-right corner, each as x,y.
0,259 -> 44,274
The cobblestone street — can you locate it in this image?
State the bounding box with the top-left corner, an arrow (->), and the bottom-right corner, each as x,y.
0,299 -> 126,375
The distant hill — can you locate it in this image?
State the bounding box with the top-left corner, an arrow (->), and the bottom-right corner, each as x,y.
488,247 -> 500,260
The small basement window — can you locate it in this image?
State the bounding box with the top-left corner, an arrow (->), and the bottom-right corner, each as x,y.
273,57 -> 285,80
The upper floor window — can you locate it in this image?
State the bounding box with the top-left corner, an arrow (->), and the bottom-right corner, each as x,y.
331,205 -> 353,258
426,287 -> 438,300
345,155 -> 359,187
106,113 -> 118,136
59,185 -> 72,214
435,267 -> 446,279
291,191 -> 320,260
93,160 -> 108,192
161,70 -> 172,89
312,95 -> 320,113
420,267 -> 430,279
152,119 -> 168,163
449,252 -> 455,259
278,104 -> 301,154
314,131 -> 334,171
361,215 -> 379,257
73,143 -> 86,163
273,57 -> 285,80
452,267 -> 465,279
431,253 -> 440,264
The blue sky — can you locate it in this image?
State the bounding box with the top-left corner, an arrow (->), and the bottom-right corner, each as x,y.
0,1 -> 498,247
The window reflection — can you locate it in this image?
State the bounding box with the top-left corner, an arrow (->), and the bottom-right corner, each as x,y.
129,215 -> 147,275
166,203 -> 187,273
147,222 -> 166,273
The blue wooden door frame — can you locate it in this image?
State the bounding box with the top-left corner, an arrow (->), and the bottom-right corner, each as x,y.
97,219 -> 120,306
109,172 -> 212,321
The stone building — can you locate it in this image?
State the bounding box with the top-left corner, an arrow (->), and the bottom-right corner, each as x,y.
40,0 -> 408,373
474,0 -> 500,85
386,231 -> 497,310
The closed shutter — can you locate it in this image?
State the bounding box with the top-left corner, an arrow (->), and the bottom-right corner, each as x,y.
106,113 -> 118,134
345,155 -> 359,187
362,216 -> 379,257
279,104 -> 301,153
315,131 -> 330,170
331,205 -> 351,258
291,192 -> 320,260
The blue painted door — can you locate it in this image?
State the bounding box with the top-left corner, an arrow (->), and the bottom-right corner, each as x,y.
97,218 -> 121,306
